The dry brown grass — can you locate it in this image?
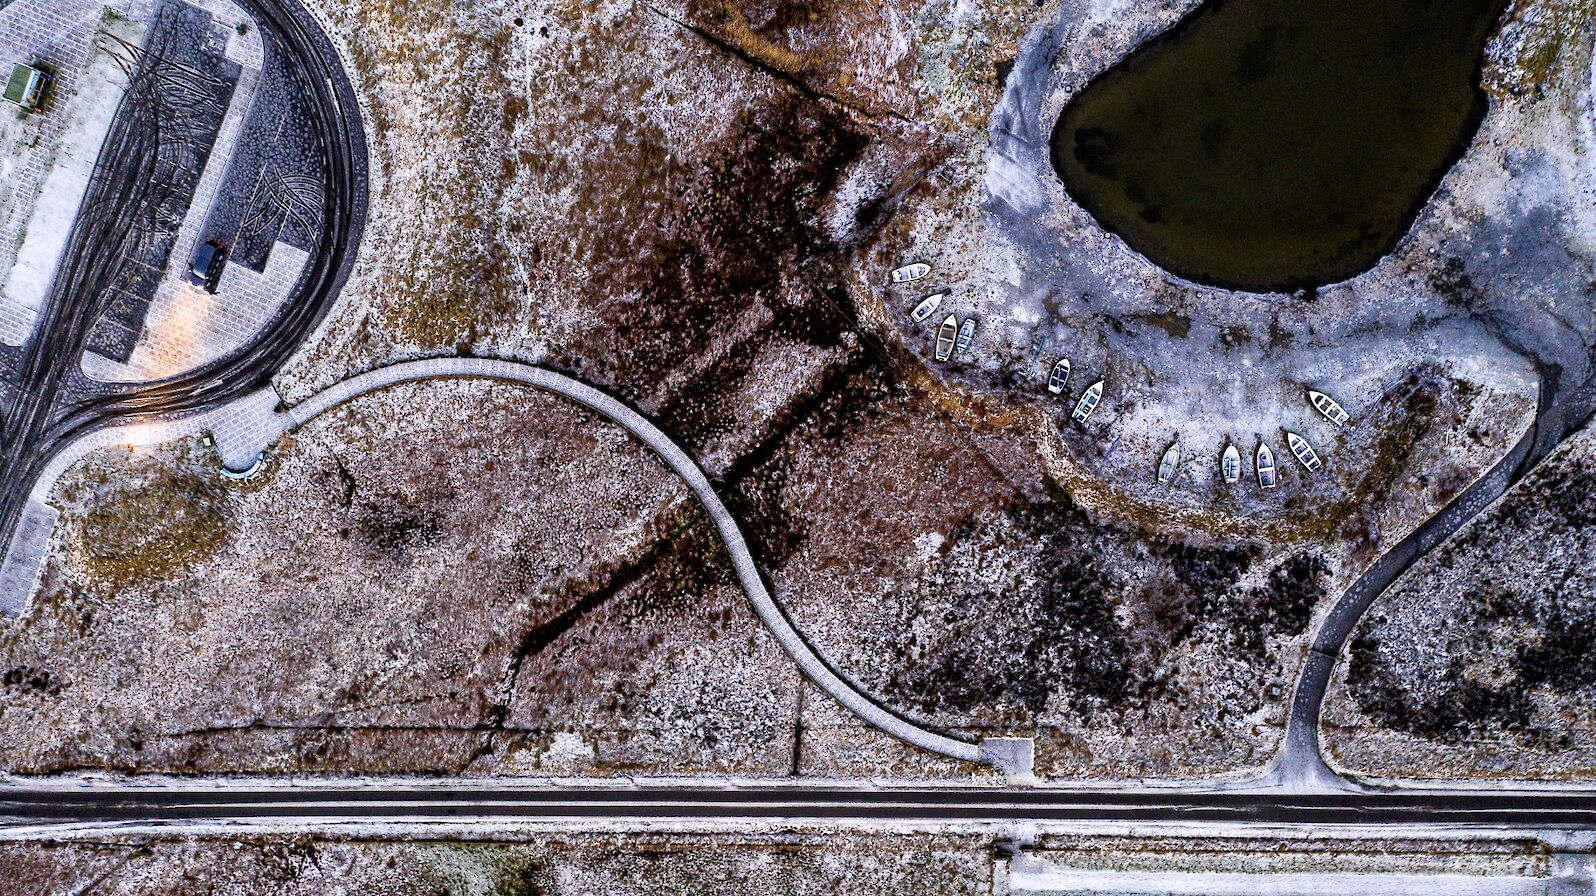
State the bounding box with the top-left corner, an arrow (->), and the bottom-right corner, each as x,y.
70,445 -> 232,592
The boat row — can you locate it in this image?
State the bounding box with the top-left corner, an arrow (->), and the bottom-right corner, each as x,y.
1157,434 -> 1320,489
893,262 -> 1355,473
932,313 -> 976,361
1042,356 -> 1102,423
1155,389 -> 1348,488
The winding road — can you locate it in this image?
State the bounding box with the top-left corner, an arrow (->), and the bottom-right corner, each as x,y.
1274,412 -> 1543,787
274,358 -> 1021,773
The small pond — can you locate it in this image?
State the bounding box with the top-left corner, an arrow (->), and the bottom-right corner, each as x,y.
1052,0 -> 1508,292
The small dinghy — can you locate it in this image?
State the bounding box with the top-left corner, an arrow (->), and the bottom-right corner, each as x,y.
910,292 -> 945,323
1047,358 -> 1071,394
954,318 -> 976,356
934,314 -> 958,362
1256,442 -> 1278,489
1221,444 -> 1241,484
1309,390 -> 1350,426
1286,431 -> 1322,472
891,262 -> 930,283
1072,380 -> 1104,423
1158,443 -> 1180,485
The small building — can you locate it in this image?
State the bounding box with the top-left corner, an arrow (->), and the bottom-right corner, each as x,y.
3,63 -> 50,113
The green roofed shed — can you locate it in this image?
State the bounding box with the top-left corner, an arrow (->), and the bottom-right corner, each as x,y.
4,64 -> 49,112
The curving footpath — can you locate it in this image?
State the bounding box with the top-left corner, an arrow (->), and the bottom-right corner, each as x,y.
3,358 -> 1031,775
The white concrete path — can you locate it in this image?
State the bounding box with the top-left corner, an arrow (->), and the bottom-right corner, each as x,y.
0,358 -> 1031,775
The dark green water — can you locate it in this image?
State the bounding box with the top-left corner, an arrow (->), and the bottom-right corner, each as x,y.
1052,0 -> 1507,292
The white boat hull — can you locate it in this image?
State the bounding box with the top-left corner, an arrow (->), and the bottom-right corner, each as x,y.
935,315 -> 957,362
1047,359 -> 1070,394
891,262 -> 930,283
1256,443 -> 1277,489
954,319 -> 976,356
1286,431 -> 1322,472
1222,445 -> 1240,484
1158,444 -> 1180,484
1072,380 -> 1104,423
1309,390 -> 1350,426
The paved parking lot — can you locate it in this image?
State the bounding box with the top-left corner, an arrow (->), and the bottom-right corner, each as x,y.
0,0 -> 317,382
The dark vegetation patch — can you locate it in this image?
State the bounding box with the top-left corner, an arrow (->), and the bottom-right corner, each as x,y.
1140,546 -> 1329,668
557,93 -> 869,434
1349,583 -> 1596,745
722,360 -> 907,570
878,487 -> 1332,722
488,853 -> 545,896
347,477 -> 454,558
886,497 -> 1131,718
1207,552 -> 1329,656
1348,433 -> 1596,744
1427,255 -> 1482,309
1,666 -> 61,696
351,492 -> 446,556
627,506 -> 737,617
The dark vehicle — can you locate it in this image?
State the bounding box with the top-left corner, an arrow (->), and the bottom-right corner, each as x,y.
189,239 -> 228,293
3,63 -> 51,113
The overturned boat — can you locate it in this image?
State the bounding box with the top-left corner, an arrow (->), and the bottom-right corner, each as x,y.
1047,358 -> 1071,394
1286,431 -> 1322,472
1309,389 -> 1350,426
935,314 -> 958,362
891,262 -> 931,283
1256,442 -> 1277,489
1221,444 -> 1241,484
1158,443 -> 1180,485
910,292 -> 945,323
1072,380 -> 1104,423
954,318 -> 976,356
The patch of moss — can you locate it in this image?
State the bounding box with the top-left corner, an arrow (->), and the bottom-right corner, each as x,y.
1486,0 -> 1596,97
79,467 -> 230,591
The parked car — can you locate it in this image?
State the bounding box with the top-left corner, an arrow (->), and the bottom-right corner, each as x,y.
190,239 -> 228,293
3,63 -> 51,113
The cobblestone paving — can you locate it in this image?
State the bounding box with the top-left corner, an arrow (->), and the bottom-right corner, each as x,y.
3,0 -> 291,380
84,0 -> 241,363
82,241 -> 305,381
199,24 -> 325,270
0,497 -> 53,614
0,0 -> 140,346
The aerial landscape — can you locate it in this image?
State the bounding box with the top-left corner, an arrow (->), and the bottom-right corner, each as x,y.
0,0 -> 1594,891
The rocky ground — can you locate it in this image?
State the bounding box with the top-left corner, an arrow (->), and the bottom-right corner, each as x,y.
0,833 -> 991,895
1324,413 -> 1596,781
0,0 -> 1590,780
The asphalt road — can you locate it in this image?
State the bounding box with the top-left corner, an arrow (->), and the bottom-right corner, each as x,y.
3,782 -> 1596,828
